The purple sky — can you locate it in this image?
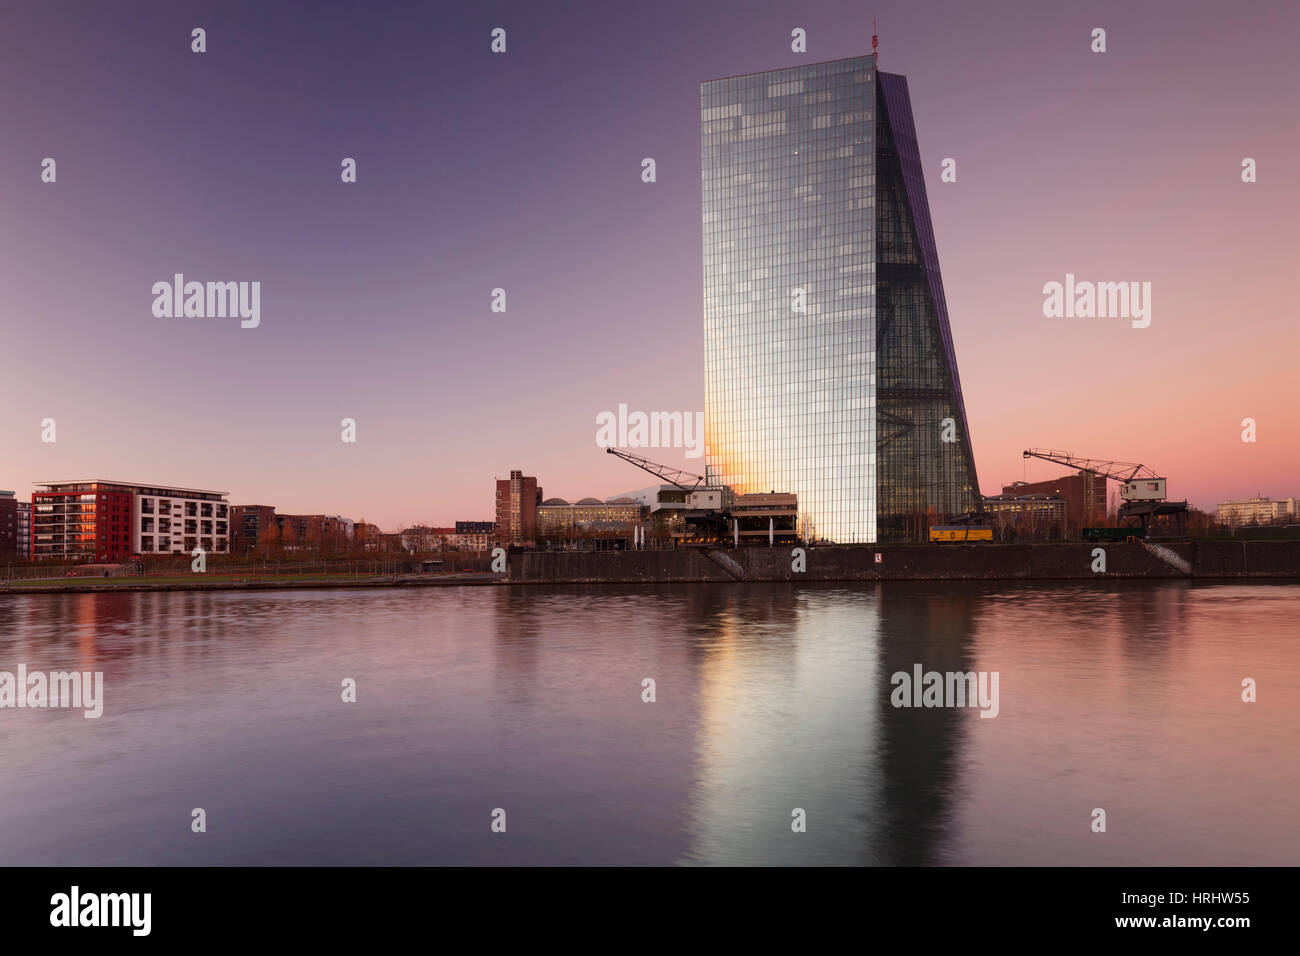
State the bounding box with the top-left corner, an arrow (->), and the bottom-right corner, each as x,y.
2,0 -> 1297,527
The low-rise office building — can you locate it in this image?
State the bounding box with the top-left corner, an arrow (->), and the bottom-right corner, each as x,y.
730,492 -> 798,543
1217,496 -> 1296,526
982,494 -> 1068,540
537,497 -> 644,536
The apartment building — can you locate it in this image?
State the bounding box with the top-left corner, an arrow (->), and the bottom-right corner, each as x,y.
33,480 -> 229,560
276,513 -> 355,551
450,521 -> 493,552
0,491 -> 18,557
17,500 -> 31,559
230,504 -> 276,554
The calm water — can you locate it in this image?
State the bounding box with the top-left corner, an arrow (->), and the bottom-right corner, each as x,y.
1,581 -> 1297,866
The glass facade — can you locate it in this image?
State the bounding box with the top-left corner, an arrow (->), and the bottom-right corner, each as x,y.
702,56 -> 877,544
701,56 -> 978,543
874,71 -> 979,540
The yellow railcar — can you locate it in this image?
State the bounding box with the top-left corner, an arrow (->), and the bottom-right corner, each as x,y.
929,526 -> 993,542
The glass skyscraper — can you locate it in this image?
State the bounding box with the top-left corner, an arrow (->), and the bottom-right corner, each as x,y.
701,54 -> 978,543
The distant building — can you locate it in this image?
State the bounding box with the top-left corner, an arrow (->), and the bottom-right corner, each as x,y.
275,514 -> 307,549
1002,472 -> 1106,527
537,497 -> 643,536
373,532 -> 404,552
495,471 -> 542,546
982,494 -> 1067,540
231,504 -> 276,554
399,526 -> 455,553
617,484 -> 692,514
17,500 -> 31,559
33,480 -> 229,561
450,521 -> 493,552
0,492 -> 17,558
321,515 -> 355,545
270,514 -> 349,551
399,527 -> 430,552
1217,496 -> 1296,527
354,522 -> 383,550
730,493 -> 798,543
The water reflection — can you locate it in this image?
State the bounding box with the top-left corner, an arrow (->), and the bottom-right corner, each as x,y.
0,581 -> 1296,865
875,584 -> 983,865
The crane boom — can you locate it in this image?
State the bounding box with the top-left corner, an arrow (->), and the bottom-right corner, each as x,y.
605,447 -> 709,493
1022,448 -> 1158,484
1022,448 -> 1187,533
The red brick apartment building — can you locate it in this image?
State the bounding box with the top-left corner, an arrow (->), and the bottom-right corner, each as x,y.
275,513 -> 355,551
230,504 -> 277,554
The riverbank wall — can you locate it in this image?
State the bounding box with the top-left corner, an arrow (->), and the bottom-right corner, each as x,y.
5,542 -> 1295,593
508,540 -> 1300,584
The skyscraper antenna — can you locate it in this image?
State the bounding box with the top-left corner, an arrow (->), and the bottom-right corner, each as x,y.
872,17 -> 879,62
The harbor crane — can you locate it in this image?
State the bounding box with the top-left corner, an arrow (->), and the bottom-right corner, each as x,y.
605,448 -> 800,547
604,447 -> 710,493
604,447 -> 734,542
1022,448 -> 1189,532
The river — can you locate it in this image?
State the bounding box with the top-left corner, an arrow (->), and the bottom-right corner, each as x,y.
1,581 -> 1296,865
